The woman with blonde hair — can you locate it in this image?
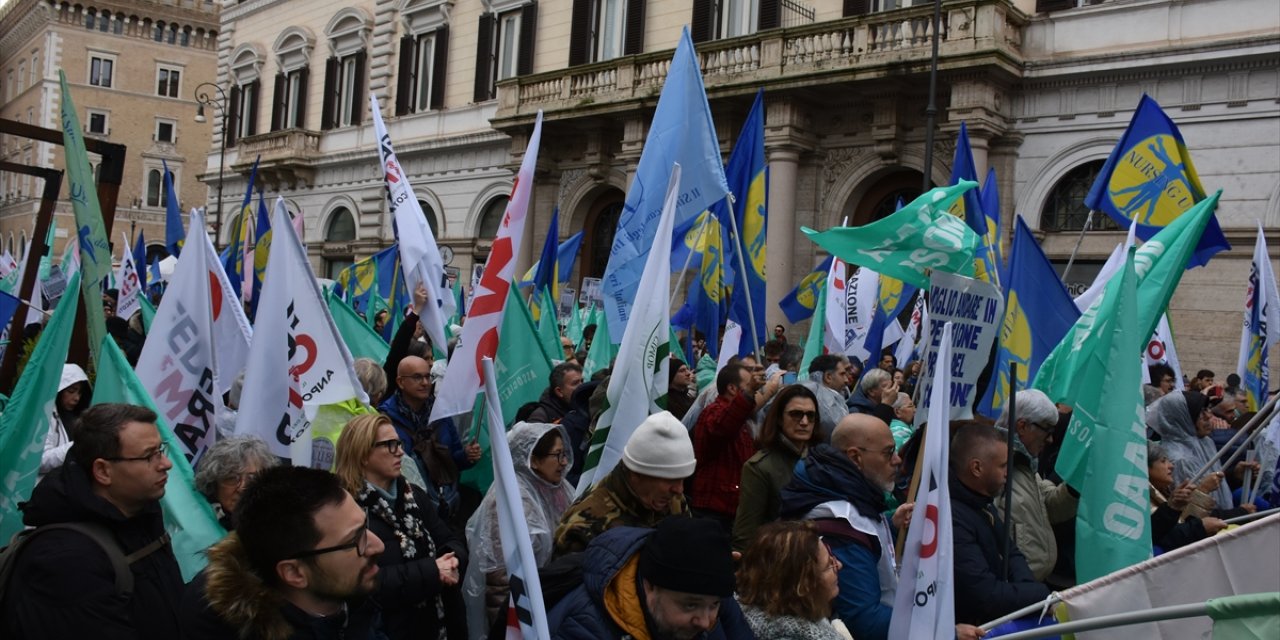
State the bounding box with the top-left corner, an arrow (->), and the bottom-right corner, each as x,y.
737,520 -> 850,640
335,414 -> 468,639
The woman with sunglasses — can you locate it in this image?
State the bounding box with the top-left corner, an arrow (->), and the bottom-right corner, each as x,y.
733,384 -> 822,551
463,422 -> 574,639
335,414 -> 468,639
737,521 -> 850,639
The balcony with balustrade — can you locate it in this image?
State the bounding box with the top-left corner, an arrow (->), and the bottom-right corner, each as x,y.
493,0 -> 1028,129
231,128 -> 322,190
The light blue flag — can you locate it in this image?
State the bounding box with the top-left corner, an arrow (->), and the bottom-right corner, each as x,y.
601,27 -> 730,341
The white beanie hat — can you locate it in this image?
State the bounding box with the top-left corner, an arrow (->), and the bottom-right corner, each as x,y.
622,411 -> 696,479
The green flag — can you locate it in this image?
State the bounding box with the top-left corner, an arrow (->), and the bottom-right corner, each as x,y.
139,294 -> 156,333
0,272 -> 80,543
326,288 -> 390,362
802,182 -> 980,289
582,307 -> 615,379
37,220 -> 56,281
566,302 -> 586,349
57,71 -> 112,367
1208,592 -> 1280,640
800,279 -> 829,378
92,336 -> 227,581
1035,191 -> 1222,407
1062,249 -> 1151,582
537,288 -> 561,362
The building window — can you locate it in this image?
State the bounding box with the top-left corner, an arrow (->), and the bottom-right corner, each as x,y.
326,208 -> 357,241
30,53 -> 38,84
86,109 -> 109,135
89,55 -> 114,87
594,0 -> 628,61
474,4 -> 536,102
1040,160 -> 1119,232
236,81 -> 258,139
419,200 -> 441,239
155,118 -> 176,143
157,66 -> 181,98
397,28 -> 449,115
85,9 -> 97,29
17,62 -> 25,91
98,10 -> 110,32
227,45 -> 263,145
692,0 -> 778,42
5,71 -> 12,100
478,196 -> 509,240
720,0 -> 758,38
146,168 -> 171,208
322,51 -> 365,129
272,67 -> 308,130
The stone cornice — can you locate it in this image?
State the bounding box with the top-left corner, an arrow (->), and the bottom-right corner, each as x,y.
0,1 -> 49,59
1022,35 -> 1280,84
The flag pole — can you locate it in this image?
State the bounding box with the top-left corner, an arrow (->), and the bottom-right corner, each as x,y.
1003,362 -> 1017,580
895,432 -> 927,562
1060,210 -> 1095,283
1188,392 -> 1278,483
725,195 -> 764,359
669,213 -> 710,310
921,0 -> 942,193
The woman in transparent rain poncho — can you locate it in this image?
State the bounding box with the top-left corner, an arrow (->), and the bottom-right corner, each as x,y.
463,422 -> 575,639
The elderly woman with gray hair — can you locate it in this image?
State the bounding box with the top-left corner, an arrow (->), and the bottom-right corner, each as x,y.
194,436 -> 278,530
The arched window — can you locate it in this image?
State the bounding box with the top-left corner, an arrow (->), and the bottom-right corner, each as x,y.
477,196 -> 508,240
418,199 -> 441,238
326,207 -> 357,241
145,169 -> 169,207
586,200 -> 623,278
1041,160 -> 1118,232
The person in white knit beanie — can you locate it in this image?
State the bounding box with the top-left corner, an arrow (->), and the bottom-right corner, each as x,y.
551,412 -> 697,557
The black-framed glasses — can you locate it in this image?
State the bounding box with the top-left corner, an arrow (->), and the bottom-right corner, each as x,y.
104,441 -> 169,465
1030,421 -> 1056,434
286,516 -> 370,560
374,438 -> 404,454
785,410 -> 818,423
539,450 -> 569,462
853,445 -> 897,459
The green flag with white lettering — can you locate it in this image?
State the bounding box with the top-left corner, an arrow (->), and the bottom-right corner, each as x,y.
802,182 -> 980,289
537,288 -> 562,362
800,277 -> 829,378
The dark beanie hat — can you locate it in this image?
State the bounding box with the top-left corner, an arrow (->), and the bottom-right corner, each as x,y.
638,517 -> 735,597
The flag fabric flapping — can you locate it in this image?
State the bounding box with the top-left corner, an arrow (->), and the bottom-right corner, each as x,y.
724,89 -> 768,356
581,304 -> 615,380
893,295 -> 928,369
844,266 -> 880,364
800,277 -> 829,378
432,112 -> 543,422
1144,314 -> 1183,387
480,357 -> 553,640
980,167 -> 1004,284
235,201 -> 368,463
371,93 -> 455,357
132,230 -> 148,291
248,188 -> 273,318
601,29 -> 730,340
779,256 -> 834,324
803,182 -> 980,289
117,231 -> 142,320
221,156 -> 259,301
578,164 -> 681,493
1236,222 -> 1280,412
0,272 -> 80,543
822,257 -> 847,356
978,216 -> 1080,418
326,288 -> 390,363
688,209 -> 728,360
530,207 -> 560,323
519,231 -> 584,289
57,71 -> 111,366
1084,94 -> 1228,267
949,123 -> 988,238
889,321 -> 955,639
201,211 -> 254,397
136,210 -> 223,465
861,275 -> 917,368
163,160 -> 184,258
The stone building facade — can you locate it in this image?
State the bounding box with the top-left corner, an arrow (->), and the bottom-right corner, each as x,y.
0,0 -> 219,265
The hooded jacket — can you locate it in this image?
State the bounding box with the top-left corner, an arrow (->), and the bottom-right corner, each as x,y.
560,379 -> 600,487
2,460 -> 184,640
993,433 -> 1077,582
179,535 -> 383,640
1146,391 -> 1233,508
463,422 -> 576,638
545,526 -> 755,640
41,363 -> 90,479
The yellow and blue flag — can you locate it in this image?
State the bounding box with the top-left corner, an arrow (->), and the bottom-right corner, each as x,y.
1235,223 -> 1280,412
861,275 -> 917,366
162,159 -> 183,257
725,89 -> 768,356
950,123 -> 1000,286
1085,94 -> 1229,267
779,256 -> 833,324
980,167 -> 1004,285
977,216 -> 1080,418
249,189 -> 272,319
686,209 -> 727,359
530,208 -> 561,322
221,156 -> 259,300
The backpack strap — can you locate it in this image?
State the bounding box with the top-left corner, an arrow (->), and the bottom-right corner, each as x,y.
2,522 -> 164,598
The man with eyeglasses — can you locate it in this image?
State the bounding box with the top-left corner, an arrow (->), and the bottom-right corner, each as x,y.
994,389 -> 1078,586
181,466 -> 387,639
2,404 -> 184,639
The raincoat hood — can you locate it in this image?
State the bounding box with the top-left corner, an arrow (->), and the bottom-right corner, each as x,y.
59,363 -> 88,393
1146,391 -> 1231,508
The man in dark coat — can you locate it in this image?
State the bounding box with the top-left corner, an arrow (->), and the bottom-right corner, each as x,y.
950,422 -> 1051,625
2,403 -> 185,639
547,518 -> 755,639
528,362 -> 583,424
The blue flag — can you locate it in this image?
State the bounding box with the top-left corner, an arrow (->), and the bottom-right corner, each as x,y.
132,230 -> 147,291
531,208 -> 560,322
977,216 -> 1080,418
779,256 -> 833,324
220,156 -> 259,300
862,276 -> 917,366
249,188 -> 272,319
601,27 -> 730,340
688,211 -> 727,360
148,257 -> 162,293
556,231 -> 584,285
949,123 -> 987,236
980,167 -> 1005,284
162,159 -> 183,258
0,289 -> 18,331
724,89 -> 768,356
1084,94 -> 1229,268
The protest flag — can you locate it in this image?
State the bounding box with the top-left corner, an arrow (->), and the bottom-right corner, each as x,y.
980,167 -> 1005,282
249,187 -> 273,319
724,89 -> 768,356
117,232 -> 142,320
221,156 -> 259,301
823,257 -> 847,356
889,321 -> 956,638
861,275 -> 917,368
132,230 -> 148,291
578,164 -> 680,493
326,287 -> 390,363
537,286 -> 562,361
432,112 -> 543,422
893,294 -> 928,369
779,256 -> 834,324
566,300 -> 586,348
530,207 -> 560,323
601,28 -> 730,339
0,271 -> 80,543
688,210 -> 728,360
57,71 -> 111,366
1236,222 -> 1280,412
136,210 -> 223,465
978,216 -> 1080,418
799,274 -> 829,378
804,182 -> 980,289
201,210 -> 254,397
93,336 -> 227,580
163,160 -> 184,258
844,265 -> 880,364
519,231 -> 584,289
1085,94 -> 1228,268
582,303 -> 615,380
371,94 -> 454,358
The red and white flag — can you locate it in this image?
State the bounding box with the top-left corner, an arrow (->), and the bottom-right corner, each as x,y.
824,257 -> 847,355
432,112 -> 544,421
116,232 -> 142,320
200,208 -> 253,397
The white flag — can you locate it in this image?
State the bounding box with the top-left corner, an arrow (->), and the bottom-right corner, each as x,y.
577,164 -> 680,494
235,202 -> 367,463
889,321 -> 955,639
846,266 -> 879,364
370,93 -> 454,358
895,294 -> 927,368
200,207 -> 253,397
481,358 -> 553,640
136,210 -> 222,465
716,319 -> 742,374
1236,221 -> 1280,411
1143,313 -> 1182,386
824,258 -> 847,355
116,232 -> 142,320
0,250 -> 17,277
432,112 -> 544,422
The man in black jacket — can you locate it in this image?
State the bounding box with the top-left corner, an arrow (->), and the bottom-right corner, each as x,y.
2,403 -> 185,639
950,422 -> 1051,625
528,362 -> 583,424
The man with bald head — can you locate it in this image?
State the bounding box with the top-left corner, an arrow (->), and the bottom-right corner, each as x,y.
379,355 -> 481,525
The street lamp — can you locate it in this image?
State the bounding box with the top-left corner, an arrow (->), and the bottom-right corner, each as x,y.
194,82 -> 227,250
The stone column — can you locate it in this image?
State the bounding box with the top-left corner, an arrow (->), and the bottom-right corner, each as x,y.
766,146 -> 800,330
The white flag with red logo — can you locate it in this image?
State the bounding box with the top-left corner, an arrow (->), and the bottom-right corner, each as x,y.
824,257 -> 847,355
370,94 -> 454,358
136,210 -> 223,465
116,232 -> 142,321
235,202 -> 367,462
432,112 -> 544,422
199,208 -> 253,396
889,321 -> 955,639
